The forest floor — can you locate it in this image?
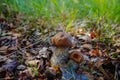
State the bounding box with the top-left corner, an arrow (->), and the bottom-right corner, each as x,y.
0,12 -> 120,80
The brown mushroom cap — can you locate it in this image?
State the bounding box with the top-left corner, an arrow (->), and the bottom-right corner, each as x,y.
69,51 -> 83,63
51,32 -> 73,47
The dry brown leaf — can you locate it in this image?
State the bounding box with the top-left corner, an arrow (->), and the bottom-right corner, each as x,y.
26,60 -> 39,66
90,31 -> 96,39
25,52 -> 32,57
52,66 -> 61,74
90,49 -> 103,57
77,28 -> 86,35
88,61 -> 94,68
90,49 -> 99,56
0,46 -> 8,54
81,43 -> 92,50
0,46 -> 8,51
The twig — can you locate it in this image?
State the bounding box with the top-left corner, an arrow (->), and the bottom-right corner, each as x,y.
99,66 -> 110,79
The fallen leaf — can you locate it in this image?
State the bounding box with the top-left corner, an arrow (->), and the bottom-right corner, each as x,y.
17,65 -> 26,71
0,46 -> 8,54
26,60 -> 39,67
81,43 -> 92,50
90,31 -> 96,39
0,46 -> 8,51
77,28 -> 86,35
90,49 -> 103,57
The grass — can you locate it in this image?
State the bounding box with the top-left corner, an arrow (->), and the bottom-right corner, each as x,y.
2,0 -> 120,22
0,0 -> 120,40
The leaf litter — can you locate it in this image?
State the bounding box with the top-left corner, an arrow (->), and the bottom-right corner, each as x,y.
0,13 -> 120,80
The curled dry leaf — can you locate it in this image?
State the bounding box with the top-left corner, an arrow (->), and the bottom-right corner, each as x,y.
69,51 -> 83,63
7,31 -> 21,37
78,34 -> 91,42
51,32 -> 73,47
0,46 -> 8,54
26,60 -> 39,66
77,28 -> 86,35
81,43 -> 93,50
0,55 -> 7,62
17,65 -> 26,71
90,31 -> 96,39
52,66 -> 61,74
90,49 -> 103,57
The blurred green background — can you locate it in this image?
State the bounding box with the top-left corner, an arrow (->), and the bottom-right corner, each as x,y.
0,0 -> 120,39
1,0 -> 120,22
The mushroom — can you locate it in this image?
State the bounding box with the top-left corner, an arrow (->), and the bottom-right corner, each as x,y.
51,32 -> 73,47
69,51 -> 83,63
